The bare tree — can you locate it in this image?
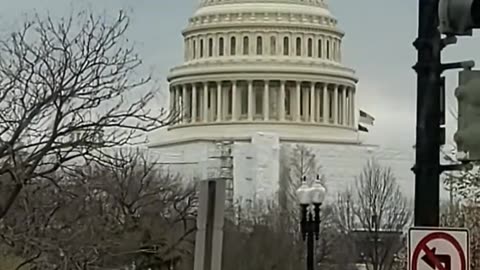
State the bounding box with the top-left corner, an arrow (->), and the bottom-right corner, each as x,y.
441,176 -> 480,270
278,144 -> 325,214
334,160 -> 411,270
223,199 -> 304,270
0,149 -> 196,269
0,10 -> 173,220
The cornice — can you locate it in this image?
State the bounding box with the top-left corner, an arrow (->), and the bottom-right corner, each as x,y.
182,22 -> 344,38
167,60 -> 358,86
199,0 -> 328,9
184,11 -> 338,33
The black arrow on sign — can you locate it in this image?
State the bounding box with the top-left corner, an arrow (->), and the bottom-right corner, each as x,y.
422,247 -> 451,270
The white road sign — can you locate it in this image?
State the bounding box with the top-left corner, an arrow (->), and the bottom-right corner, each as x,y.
409,227 -> 469,270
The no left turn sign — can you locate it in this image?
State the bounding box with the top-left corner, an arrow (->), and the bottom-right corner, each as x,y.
409,228 -> 470,270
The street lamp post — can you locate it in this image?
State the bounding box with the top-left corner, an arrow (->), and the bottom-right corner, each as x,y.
296,175 -> 326,270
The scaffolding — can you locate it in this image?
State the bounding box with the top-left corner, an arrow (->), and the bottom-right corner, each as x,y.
206,140 -> 234,214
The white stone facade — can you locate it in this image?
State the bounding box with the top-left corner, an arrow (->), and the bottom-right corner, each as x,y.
148,0 -> 431,202
149,138 -> 418,202
149,0 -> 359,147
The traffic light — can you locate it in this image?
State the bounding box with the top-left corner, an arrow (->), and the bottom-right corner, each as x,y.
454,70 -> 480,161
439,0 -> 480,35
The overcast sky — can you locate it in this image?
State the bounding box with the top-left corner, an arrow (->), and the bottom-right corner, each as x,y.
1,0 -> 479,150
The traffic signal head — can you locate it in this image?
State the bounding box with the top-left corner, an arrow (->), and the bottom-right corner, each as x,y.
439,0 -> 480,35
454,70 -> 480,161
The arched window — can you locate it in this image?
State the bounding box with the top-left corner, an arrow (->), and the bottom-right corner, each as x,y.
318,39 -> 323,58
243,36 -> 249,55
283,37 -> 289,56
270,36 -> 276,55
307,38 -> 313,57
219,37 -> 224,56
193,40 -> 197,59
208,38 -> 213,57
256,36 -> 263,55
200,39 -> 204,58
230,37 -> 236,56
326,40 -> 331,59
296,37 -> 302,56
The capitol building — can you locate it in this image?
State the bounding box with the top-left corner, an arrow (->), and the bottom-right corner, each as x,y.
148,0 -> 428,202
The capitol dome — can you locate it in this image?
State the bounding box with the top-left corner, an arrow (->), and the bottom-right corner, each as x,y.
149,0 -> 359,147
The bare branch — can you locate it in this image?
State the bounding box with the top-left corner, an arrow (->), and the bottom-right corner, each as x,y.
0,9 -> 173,219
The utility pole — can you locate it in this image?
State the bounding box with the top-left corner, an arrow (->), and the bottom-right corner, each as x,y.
413,0 -> 442,226
414,0 -> 480,227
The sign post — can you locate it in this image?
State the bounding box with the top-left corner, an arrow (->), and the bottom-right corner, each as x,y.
409,228 -> 470,270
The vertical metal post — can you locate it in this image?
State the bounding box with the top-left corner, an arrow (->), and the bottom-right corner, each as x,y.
307,211 -> 315,270
413,0 -> 442,226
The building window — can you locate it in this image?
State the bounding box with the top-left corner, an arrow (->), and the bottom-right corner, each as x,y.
200,39 -> 204,58
243,36 -> 249,55
193,40 -> 197,59
208,38 -> 213,57
296,37 -> 302,56
230,37 -> 236,56
326,40 -> 331,59
219,37 -> 224,56
318,39 -> 323,58
307,38 -> 313,57
256,36 -> 263,55
283,37 -> 289,56
270,36 -> 276,55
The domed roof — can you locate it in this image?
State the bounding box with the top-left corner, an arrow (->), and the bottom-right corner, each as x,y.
199,0 -> 326,7
195,0 -> 332,18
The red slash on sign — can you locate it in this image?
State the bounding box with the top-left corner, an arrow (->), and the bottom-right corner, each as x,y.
411,232 -> 466,270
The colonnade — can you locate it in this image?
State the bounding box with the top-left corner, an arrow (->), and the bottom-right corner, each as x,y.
170,80 -> 355,127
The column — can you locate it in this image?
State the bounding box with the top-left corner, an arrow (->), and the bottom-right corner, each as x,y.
302,86 -> 308,121
192,85 -> 197,123
247,81 -> 253,121
351,88 -> 355,127
295,82 -> 301,122
182,85 -> 188,123
196,37 -> 201,58
333,84 -> 339,124
222,84 -> 229,118
263,81 -> 270,120
169,86 -> 175,115
213,34 -> 217,57
342,86 -> 348,125
279,81 -> 286,121
203,83 -> 209,122
322,36 -> 327,59
310,83 -> 315,122
173,87 -> 179,117
339,40 -> 342,62
316,85 -> 321,122
232,81 -> 238,121
216,82 -> 222,122
210,86 -> 216,121
323,84 -> 328,124
276,33 -> 281,55
178,87 -> 183,122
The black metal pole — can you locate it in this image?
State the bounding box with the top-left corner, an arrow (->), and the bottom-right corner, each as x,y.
307,211 -> 314,270
413,0 -> 442,226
